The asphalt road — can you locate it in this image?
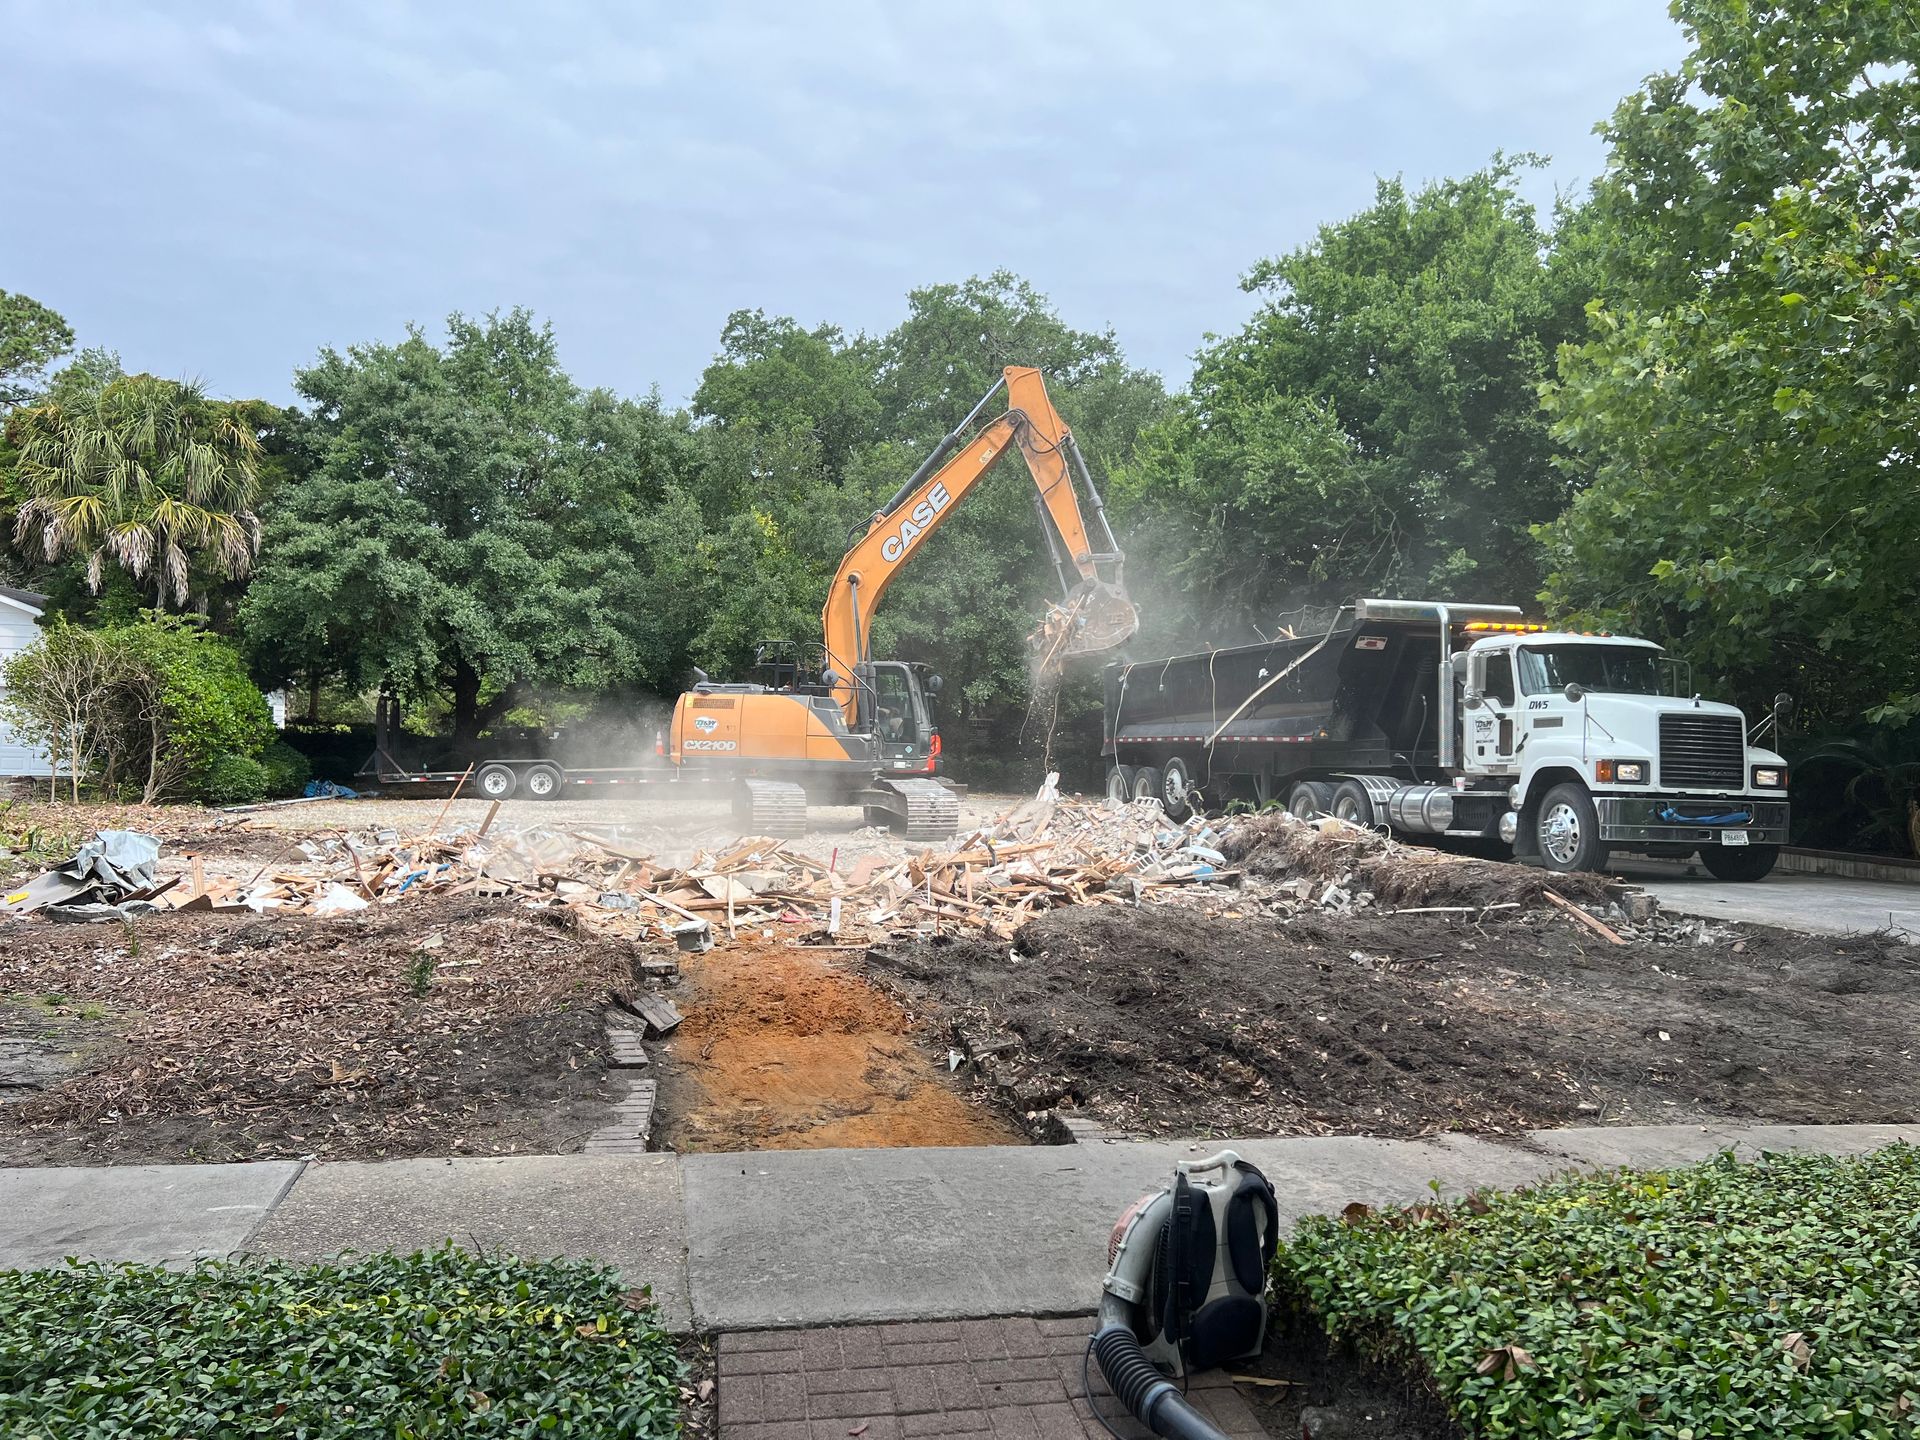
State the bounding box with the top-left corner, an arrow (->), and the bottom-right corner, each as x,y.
1610,857 -> 1920,939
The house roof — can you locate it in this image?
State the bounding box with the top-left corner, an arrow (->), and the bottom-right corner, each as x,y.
0,585 -> 49,616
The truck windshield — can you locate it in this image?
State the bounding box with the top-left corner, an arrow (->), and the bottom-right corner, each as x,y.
1518,645 -> 1664,696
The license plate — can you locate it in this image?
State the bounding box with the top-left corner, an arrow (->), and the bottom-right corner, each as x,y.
1720,831 -> 1750,846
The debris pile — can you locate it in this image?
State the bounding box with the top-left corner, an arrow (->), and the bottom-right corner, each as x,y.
4,782 -> 1244,949
1222,809 -> 1620,910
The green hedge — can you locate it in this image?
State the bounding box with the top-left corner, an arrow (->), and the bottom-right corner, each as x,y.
1274,1146 -> 1920,1438
0,1248 -> 682,1437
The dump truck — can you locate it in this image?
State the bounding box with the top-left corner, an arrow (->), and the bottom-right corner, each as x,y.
1102,598 -> 1791,879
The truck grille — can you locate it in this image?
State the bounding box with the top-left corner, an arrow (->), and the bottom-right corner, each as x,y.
1659,712 -> 1746,789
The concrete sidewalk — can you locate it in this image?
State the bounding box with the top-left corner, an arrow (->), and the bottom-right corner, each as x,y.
3,1122 -> 1914,1333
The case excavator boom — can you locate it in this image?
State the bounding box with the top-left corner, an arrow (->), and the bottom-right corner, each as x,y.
820,365 -> 1137,723
668,365 -> 1137,837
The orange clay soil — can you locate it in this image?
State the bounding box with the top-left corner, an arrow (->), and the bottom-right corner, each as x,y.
654,939 -> 1025,1152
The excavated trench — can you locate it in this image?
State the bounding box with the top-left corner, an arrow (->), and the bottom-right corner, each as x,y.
651,938 -> 1025,1153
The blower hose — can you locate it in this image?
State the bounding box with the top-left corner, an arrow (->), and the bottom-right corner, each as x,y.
1086,1322 -> 1226,1440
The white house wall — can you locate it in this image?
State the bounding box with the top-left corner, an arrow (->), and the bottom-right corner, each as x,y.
0,596 -> 51,777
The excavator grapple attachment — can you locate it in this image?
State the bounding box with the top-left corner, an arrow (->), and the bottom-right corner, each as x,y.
1029,579 -> 1139,668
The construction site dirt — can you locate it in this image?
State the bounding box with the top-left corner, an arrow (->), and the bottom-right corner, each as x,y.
869,905 -> 1920,1140
654,938 -> 1021,1152
0,896 -> 629,1166
6,791 -> 1918,1167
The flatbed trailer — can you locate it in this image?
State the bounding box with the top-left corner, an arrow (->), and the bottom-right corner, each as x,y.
359,755 -> 695,801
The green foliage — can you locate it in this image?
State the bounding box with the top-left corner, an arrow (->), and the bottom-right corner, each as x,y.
1543,0 -> 1920,729
0,290 -> 74,409
200,752 -> 269,805
681,272 -> 1168,726
1793,729 -> 1920,857
1276,1146 -> 1920,1439
0,615 -> 271,803
259,738 -> 313,798
6,373 -> 264,609
243,309 -> 701,740
0,1247 -> 682,1437
1120,161 -> 1587,645
405,951 -> 436,997
142,617 -> 275,797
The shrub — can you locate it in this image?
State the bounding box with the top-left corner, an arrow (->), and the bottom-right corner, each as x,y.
259,738 -> 313,797
199,752 -> 269,805
0,1248 -> 682,1437
1274,1145 -> 1920,1438
0,614 -> 273,804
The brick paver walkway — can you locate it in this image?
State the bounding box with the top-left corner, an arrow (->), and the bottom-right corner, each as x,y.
716,1317 -> 1270,1439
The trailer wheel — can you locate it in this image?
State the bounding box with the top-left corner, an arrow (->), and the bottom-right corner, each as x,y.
1286,780 -> 1334,820
524,764 -> 564,801
1330,779 -> 1377,828
1536,781 -> 1608,873
1159,757 -> 1195,821
1131,766 -> 1163,807
1105,765 -> 1136,804
476,764 -> 517,801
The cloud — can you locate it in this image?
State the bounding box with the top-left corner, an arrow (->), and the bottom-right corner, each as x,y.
3,0 -> 1685,404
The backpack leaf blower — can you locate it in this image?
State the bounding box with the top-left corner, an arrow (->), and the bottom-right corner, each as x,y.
1087,1150 -> 1279,1439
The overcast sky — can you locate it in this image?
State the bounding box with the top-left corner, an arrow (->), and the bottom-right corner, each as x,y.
6,2 -> 1687,408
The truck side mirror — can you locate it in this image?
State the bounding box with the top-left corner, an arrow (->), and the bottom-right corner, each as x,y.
1564,682 -> 1586,703
1773,692 -> 1794,723
1463,688 -> 1484,709
928,673 -> 944,695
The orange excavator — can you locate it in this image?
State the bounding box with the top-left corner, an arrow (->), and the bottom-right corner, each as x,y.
667,365 -> 1138,837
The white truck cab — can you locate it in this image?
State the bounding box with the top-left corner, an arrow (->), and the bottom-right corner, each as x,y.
1457,631 -> 1789,879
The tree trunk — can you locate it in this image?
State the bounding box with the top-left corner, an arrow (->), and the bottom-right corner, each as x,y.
305,670 -> 322,724
450,660 -> 484,749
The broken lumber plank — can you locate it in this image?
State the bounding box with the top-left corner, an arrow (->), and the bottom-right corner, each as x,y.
1543,889 -> 1627,945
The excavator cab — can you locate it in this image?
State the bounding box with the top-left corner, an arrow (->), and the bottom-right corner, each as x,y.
858,660 -> 944,776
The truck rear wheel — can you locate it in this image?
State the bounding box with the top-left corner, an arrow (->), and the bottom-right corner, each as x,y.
476,764 -> 517,801
524,764 -> 563,801
1537,781 -> 1608,873
1131,766 -> 1163,807
1158,757 -> 1195,821
1286,780 -> 1334,820
1105,764 -> 1136,804
1330,779 -> 1376,828
1697,842 -> 1779,882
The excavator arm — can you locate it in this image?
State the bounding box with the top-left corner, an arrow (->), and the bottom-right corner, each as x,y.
820,366 -> 1137,722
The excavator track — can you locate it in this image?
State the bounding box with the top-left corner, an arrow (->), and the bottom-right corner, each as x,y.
736,778 -> 808,837
868,778 -> 960,841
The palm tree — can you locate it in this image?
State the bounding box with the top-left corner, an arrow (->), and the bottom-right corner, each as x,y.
7,374 -> 263,609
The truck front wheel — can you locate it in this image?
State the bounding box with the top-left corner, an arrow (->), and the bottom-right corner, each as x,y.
1697,843 -> 1779,882
1537,781 -> 1608,874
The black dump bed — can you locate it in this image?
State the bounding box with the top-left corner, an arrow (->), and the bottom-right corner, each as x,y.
1102,598 -> 1523,775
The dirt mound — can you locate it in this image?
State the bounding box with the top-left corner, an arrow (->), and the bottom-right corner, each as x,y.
1221,811 -> 1616,908
0,896 -> 633,1165
654,940 -> 1023,1152
869,905 -> 1920,1140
